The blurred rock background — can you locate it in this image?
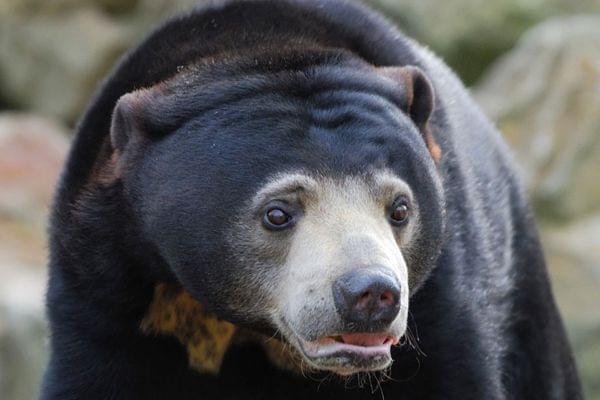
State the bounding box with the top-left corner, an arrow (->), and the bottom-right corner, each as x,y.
0,0 -> 598,398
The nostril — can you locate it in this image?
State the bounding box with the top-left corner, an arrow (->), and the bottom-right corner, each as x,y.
379,290 -> 395,307
356,291 -> 372,309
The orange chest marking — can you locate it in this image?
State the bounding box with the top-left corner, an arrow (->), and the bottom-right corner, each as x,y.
140,283 -> 237,374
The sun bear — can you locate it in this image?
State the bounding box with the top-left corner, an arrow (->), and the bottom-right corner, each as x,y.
41,0 -> 582,399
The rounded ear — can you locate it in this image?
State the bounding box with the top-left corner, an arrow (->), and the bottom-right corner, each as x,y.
404,66 -> 435,131
110,91 -> 150,152
378,65 -> 435,131
378,65 -> 440,163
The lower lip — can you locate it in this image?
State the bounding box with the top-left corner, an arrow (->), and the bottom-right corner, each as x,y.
301,334 -> 396,359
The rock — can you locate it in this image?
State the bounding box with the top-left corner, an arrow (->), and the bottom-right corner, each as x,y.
0,5 -> 129,123
366,0 -> 600,84
0,114 -> 69,268
542,217 -> 600,339
474,16 -> 600,221
0,113 -> 69,400
542,217 -> 600,400
0,0 -> 198,124
0,269 -> 47,400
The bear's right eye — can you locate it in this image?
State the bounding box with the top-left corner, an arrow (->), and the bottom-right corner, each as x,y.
263,207 -> 293,230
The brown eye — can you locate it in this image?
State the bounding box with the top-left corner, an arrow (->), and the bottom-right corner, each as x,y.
264,207 -> 292,229
390,198 -> 410,225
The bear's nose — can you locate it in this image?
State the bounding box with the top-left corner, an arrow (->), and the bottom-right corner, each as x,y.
332,268 -> 401,328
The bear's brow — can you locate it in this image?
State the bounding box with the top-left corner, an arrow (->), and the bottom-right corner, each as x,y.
371,170 -> 414,202
251,174 -> 319,210
251,170 -> 413,211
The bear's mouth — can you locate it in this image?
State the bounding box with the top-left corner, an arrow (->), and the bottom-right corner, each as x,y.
296,333 -> 400,375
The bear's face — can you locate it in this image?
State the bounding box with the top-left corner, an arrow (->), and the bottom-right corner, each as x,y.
233,170 -> 417,374
109,55 -> 445,375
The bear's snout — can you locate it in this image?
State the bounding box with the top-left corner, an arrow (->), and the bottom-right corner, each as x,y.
332,267 -> 401,329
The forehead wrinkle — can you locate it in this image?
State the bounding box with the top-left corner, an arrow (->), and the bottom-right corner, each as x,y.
251,170 -> 413,215
251,173 -> 319,210
371,169 -> 414,204
315,170 -> 412,208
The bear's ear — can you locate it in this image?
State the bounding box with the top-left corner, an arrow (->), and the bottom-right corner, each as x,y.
110,90 -> 150,152
379,65 -> 435,131
379,65 -> 441,163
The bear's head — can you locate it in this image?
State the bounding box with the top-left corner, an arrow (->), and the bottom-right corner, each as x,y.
108,51 -> 445,376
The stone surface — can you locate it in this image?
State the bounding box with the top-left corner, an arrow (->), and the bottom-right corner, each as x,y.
0,114 -> 69,268
475,16 -> 600,221
0,4 -> 128,123
542,218 -> 600,400
0,113 -> 68,400
367,0 -> 600,84
0,0 -> 197,123
0,269 -> 47,400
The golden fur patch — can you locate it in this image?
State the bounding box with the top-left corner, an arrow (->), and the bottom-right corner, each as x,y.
424,127 -> 442,165
140,283 -> 236,374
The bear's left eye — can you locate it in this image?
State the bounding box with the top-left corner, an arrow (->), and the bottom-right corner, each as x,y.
263,207 -> 293,230
389,196 -> 410,226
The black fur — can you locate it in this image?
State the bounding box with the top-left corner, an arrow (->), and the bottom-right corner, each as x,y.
42,0 -> 582,398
